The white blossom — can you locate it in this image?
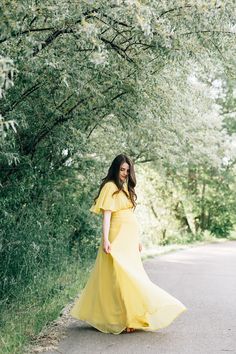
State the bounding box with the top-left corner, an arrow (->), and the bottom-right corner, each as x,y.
90,50 -> 108,65
62,148 -> 68,156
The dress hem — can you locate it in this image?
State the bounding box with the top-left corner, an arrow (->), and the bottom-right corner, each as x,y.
70,306 -> 187,335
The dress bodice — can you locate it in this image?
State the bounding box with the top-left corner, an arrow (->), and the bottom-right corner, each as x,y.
90,181 -> 133,214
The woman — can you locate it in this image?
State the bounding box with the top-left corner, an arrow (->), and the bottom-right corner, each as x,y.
70,154 -> 187,334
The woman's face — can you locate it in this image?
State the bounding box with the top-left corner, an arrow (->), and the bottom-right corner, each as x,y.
119,162 -> 130,183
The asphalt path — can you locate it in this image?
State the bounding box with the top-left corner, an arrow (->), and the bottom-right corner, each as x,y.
42,240 -> 236,354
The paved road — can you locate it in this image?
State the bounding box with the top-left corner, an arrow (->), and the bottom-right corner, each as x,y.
42,241 -> 236,354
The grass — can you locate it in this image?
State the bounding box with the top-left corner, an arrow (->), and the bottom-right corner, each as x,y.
0,259 -> 92,354
141,230 -> 235,261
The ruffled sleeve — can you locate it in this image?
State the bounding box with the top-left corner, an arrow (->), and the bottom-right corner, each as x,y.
89,182 -> 119,214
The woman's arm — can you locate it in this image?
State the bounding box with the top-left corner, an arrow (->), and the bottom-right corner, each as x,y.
102,210 -> 112,254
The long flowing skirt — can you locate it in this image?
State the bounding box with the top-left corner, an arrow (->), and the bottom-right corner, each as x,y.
70,209 -> 187,334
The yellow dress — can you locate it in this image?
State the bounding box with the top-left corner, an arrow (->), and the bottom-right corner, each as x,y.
70,181 -> 187,334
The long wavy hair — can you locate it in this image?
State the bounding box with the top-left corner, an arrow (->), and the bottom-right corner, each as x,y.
93,154 -> 137,209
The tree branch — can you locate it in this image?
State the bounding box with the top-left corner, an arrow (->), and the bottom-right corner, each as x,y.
0,26 -> 56,44
5,82 -> 42,113
157,4 -> 193,20
0,8 -> 101,45
100,36 -> 135,63
179,30 -> 236,37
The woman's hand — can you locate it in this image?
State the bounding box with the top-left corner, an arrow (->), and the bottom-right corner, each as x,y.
103,239 -> 111,254
138,243 -> 142,252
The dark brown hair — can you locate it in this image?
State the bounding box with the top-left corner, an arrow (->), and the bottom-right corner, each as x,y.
93,154 -> 137,209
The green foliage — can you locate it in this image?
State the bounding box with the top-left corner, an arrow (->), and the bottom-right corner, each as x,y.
0,260 -> 90,354
1,1 -> 236,352
1,0 -> 236,169
135,162 -> 236,247
0,161 -> 100,301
